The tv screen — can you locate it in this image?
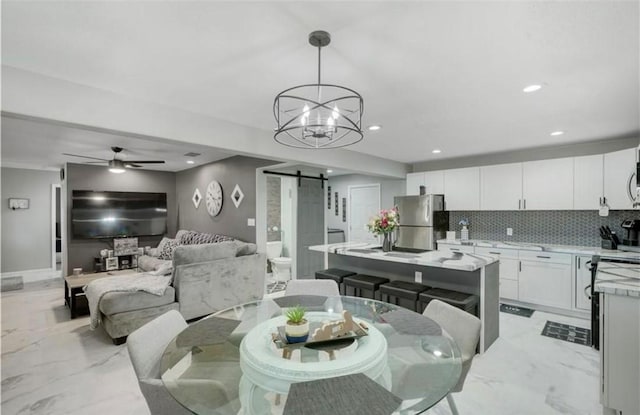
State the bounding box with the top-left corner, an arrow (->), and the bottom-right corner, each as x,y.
71,190 -> 167,239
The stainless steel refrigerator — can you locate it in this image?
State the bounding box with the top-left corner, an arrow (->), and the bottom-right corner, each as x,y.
393,194 -> 449,251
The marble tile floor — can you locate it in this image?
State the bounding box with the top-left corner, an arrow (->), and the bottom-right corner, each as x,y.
1,279 -> 602,415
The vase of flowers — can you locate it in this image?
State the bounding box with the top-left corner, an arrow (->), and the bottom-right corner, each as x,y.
367,207 -> 400,252
285,306 -> 309,343
459,218 -> 469,241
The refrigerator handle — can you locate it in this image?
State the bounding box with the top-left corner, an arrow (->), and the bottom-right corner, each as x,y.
424,197 -> 430,223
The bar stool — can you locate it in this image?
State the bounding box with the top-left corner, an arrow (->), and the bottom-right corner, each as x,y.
315,268 -> 356,295
343,274 -> 389,300
419,288 -> 479,317
379,280 -> 430,312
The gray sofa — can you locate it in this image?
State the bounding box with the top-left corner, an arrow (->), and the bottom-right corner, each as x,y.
100,241 -> 265,344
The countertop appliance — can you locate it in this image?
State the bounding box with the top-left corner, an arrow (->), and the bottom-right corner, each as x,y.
589,255 -> 640,350
621,219 -> 640,246
393,194 -> 449,251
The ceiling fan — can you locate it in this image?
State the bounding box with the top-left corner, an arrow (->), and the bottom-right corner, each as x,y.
63,147 -> 165,173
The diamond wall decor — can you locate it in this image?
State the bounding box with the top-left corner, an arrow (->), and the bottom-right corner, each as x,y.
192,188 -> 202,209
231,184 -> 244,208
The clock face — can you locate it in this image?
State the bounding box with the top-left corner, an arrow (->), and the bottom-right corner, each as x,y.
205,180 -> 223,217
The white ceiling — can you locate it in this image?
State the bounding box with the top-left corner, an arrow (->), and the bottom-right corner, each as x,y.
2,1 -> 638,164
0,115 -> 232,172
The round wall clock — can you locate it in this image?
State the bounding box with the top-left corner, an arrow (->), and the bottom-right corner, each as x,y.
205,180 -> 223,217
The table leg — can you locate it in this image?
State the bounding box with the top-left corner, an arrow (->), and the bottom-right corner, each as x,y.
64,280 -> 70,307
275,348 -> 293,405
70,288 -> 78,319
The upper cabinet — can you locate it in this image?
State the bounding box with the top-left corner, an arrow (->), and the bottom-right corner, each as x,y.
424,171 -> 445,194
604,148 -> 637,210
480,163 -> 522,210
522,158 -> 574,210
444,167 -> 480,210
574,154 -> 604,210
405,172 -> 424,196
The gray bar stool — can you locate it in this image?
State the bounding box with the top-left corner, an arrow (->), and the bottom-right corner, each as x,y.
380,280 -> 430,312
315,268 -> 356,295
419,288 -> 479,317
343,274 -> 389,300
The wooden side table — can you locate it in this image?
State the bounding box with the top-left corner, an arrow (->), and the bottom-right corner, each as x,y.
64,270 -> 135,319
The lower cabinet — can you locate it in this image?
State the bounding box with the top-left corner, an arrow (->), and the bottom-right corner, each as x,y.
518,259 -> 572,309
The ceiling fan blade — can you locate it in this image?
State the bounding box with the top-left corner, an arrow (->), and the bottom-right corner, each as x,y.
85,161 -> 108,164
62,153 -> 109,161
125,163 -> 143,168
125,160 -> 166,164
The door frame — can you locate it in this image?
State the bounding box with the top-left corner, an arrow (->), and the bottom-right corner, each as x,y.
347,183 -> 380,243
51,183 -> 61,271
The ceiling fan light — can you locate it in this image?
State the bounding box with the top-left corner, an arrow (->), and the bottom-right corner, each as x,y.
109,168 -> 126,174
108,159 -> 126,173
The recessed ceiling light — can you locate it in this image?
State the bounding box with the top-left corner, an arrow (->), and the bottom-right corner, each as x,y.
186,160 -> 195,164
326,169 -> 333,173
368,125 -> 382,131
432,149 -> 442,154
550,131 -> 564,136
523,84 -> 542,93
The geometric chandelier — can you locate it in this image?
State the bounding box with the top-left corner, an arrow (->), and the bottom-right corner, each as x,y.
273,30 -> 364,149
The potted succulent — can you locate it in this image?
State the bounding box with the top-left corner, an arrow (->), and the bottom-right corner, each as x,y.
285,306 -> 309,343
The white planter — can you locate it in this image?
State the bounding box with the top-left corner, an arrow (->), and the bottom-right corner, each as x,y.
461,225 -> 469,241
285,320 -> 309,343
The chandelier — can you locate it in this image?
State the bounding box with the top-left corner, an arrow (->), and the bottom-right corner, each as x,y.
273,31 -> 364,149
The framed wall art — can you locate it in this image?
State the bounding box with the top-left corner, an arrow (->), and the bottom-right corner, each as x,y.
334,192 -> 339,216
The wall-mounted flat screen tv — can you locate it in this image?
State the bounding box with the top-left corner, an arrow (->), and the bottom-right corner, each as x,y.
71,190 -> 167,239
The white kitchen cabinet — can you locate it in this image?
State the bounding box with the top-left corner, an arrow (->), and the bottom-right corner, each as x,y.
518,255 -> 572,309
406,172 -> 425,196
603,148 -> 638,210
424,171 -> 445,194
574,154 -> 604,210
522,158 -> 574,210
575,255 -> 592,311
600,293 -> 640,414
444,167 -> 480,210
476,247 -> 520,300
480,163 -> 522,210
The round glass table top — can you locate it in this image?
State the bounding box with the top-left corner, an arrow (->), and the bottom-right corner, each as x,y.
160,295 -> 462,415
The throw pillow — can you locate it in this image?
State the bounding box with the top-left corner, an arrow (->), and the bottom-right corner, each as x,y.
175,229 -> 189,242
158,238 -> 179,260
179,231 -> 235,245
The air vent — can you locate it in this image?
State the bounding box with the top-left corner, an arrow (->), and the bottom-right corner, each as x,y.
184,152 -> 201,157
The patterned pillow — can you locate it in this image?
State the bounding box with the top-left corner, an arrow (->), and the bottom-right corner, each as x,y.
175,229 -> 190,242
179,231 -> 234,245
158,238 -> 180,260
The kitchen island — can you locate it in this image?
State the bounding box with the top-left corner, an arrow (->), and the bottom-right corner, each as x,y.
309,242 -> 500,352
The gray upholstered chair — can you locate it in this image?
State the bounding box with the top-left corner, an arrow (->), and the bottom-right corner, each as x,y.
285,279 -> 340,297
127,310 -> 191,415
423,299 -> 481,415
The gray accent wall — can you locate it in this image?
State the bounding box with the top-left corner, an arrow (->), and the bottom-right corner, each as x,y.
176,156 -> 276,243
296,178 -> 325,279
1,168 -> 60,273
66,163 -> 177,275
448,210 -> 640,247
413,136 -> 639,172
327,174 -> 406,234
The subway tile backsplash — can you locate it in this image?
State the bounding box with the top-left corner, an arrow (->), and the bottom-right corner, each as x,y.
448,210 -> 639,247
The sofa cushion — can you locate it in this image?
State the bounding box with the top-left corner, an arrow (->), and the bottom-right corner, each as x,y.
172,241 -> 238,266
179,231 -> 235,245
100,286 -> 176,315
158,238 -> 180,260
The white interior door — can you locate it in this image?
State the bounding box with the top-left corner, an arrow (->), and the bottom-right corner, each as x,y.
348,184 -> 380,244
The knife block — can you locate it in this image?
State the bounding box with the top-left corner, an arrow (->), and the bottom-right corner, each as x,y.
601,240 -> 617,250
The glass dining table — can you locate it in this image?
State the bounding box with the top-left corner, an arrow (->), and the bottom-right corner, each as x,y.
160,295 -> 462,415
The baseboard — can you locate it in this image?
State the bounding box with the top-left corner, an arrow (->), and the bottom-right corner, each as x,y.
1,268 -> 62,283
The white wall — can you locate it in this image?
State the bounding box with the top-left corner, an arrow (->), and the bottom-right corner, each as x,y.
1,167 -> 60,273
326,174 -> 406,234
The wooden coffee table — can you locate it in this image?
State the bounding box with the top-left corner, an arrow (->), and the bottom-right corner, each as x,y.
64,270 -> 136,319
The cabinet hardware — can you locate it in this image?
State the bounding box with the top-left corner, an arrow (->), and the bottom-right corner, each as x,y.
599,197 -> 602,205
523,199 -> 527,209
489,251 -> 501,255
584,285 -> 591,300
603,196 -> 607,205
536,255 -> 551,259
578,257 -> 581,269
450,248 -> 460,251
519,261 -> 522,272
518,199 -> 521,209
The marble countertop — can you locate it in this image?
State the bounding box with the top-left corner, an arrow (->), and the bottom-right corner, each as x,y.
594,262 -> 640,297
437,239 -> 640,260
309,242 -> 498,272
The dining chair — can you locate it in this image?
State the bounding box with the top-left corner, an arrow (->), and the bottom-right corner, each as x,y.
423,299 -> 481,415
285,279 -> 340,297
127,310 -> 191,415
